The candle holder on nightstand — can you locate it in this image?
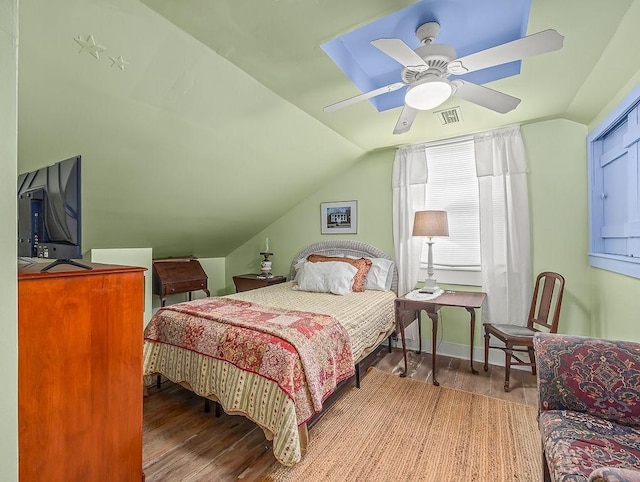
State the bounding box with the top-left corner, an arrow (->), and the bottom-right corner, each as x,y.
259,252 -> 274,278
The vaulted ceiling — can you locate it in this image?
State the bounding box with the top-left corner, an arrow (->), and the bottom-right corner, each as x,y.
142,0 -> 639,147
16,0 -> 640,258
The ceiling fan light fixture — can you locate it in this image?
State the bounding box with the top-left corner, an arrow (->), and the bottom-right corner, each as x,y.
404,78 -> 452,110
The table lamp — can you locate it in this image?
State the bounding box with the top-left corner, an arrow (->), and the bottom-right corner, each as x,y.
412,210 -> 449,292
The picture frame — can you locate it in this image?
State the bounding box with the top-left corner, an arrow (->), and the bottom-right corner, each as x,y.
321,200 -> 357,234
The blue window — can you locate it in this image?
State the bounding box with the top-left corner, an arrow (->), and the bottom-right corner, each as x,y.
588,85 -> 640,278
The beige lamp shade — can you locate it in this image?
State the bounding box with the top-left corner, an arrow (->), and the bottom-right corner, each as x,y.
412,210 -> 449,237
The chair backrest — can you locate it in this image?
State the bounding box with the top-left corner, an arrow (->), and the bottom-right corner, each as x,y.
527,271 -> 565,333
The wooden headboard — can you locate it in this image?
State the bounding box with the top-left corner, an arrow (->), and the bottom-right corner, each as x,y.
288,240 -> 398,294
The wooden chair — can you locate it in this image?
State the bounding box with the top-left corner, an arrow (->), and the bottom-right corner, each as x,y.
483,271 -> 565,392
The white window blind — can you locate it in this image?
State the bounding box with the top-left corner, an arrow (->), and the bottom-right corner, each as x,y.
421,138 -> 481,270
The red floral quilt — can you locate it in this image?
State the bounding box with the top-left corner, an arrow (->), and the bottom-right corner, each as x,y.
144,298 -> 355,423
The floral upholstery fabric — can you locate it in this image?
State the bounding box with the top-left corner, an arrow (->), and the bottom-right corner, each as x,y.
535,334 -> 640,427
533,333 -> 640,482
540,410 -> 640,481
589,467 -> 640,482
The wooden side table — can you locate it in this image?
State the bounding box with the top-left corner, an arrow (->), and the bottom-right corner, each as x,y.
395,290 -> 487,386
233,274 -> 287,293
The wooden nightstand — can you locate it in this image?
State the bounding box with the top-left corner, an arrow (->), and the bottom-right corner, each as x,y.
233,274 -> 287,293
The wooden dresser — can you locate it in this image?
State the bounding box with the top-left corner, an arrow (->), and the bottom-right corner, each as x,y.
18,263 -> 145,482
152,257 -> 210,306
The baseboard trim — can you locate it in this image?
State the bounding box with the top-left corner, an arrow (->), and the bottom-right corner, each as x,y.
394,338 -> 533,371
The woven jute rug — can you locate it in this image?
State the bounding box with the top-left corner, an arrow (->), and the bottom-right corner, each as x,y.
261,367 -> 540,482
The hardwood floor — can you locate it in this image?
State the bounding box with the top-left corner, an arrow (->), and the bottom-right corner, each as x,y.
142,348 -> 538,481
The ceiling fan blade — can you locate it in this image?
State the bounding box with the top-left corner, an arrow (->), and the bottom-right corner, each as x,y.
324,82 -> 406,112
448,29 -> 564,75
393,105 -> 418,135
452,80 -> 521,114
371,38 -> 429,71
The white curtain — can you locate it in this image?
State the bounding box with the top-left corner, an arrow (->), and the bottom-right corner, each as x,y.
474,126 -> 532,325
392,145 -> 428,340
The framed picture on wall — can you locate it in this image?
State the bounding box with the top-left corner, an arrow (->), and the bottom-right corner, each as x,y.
321,200 -> 357,234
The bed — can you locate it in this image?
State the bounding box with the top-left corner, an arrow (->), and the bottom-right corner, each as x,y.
143,240 -> 398,466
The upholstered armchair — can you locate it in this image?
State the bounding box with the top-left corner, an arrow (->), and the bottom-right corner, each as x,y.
533,333 -> 640,482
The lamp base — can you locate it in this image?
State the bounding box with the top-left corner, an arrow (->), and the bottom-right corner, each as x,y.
420,277 -> 440,293
423,277 -> 438,289
259,252 -> 274,278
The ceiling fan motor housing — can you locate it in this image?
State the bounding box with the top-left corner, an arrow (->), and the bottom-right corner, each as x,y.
402,43 -> 457,83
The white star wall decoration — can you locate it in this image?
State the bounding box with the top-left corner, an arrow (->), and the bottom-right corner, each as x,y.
109,55 -> 129,71
73,35 -> 106,59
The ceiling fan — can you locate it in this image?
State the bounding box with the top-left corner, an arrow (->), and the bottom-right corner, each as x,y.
324,22 -> 564,134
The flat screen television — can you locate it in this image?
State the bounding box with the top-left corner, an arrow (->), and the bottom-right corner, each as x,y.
17,155 -> 90,271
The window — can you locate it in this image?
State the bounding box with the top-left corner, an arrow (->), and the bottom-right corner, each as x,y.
420,137 -> 482,285
588,84 -> 640,279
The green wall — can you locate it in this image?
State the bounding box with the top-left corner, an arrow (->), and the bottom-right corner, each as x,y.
17,0 -> 365,260
589,269 -> 640,341
523,119 -> 592,337
225,149 -> 395,293
0,0 -> 19,479
228,117 -> 635,354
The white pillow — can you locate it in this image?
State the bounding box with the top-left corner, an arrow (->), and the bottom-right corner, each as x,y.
364,258 -> 395,291
293,254 -> 347,282
293,261 -> 357,296
293,258 -> 307,282
384,261 -> 395,291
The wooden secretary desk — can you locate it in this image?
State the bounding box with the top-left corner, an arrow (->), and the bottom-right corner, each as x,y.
18,262 -> 145,482
152,256 -> 210,306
